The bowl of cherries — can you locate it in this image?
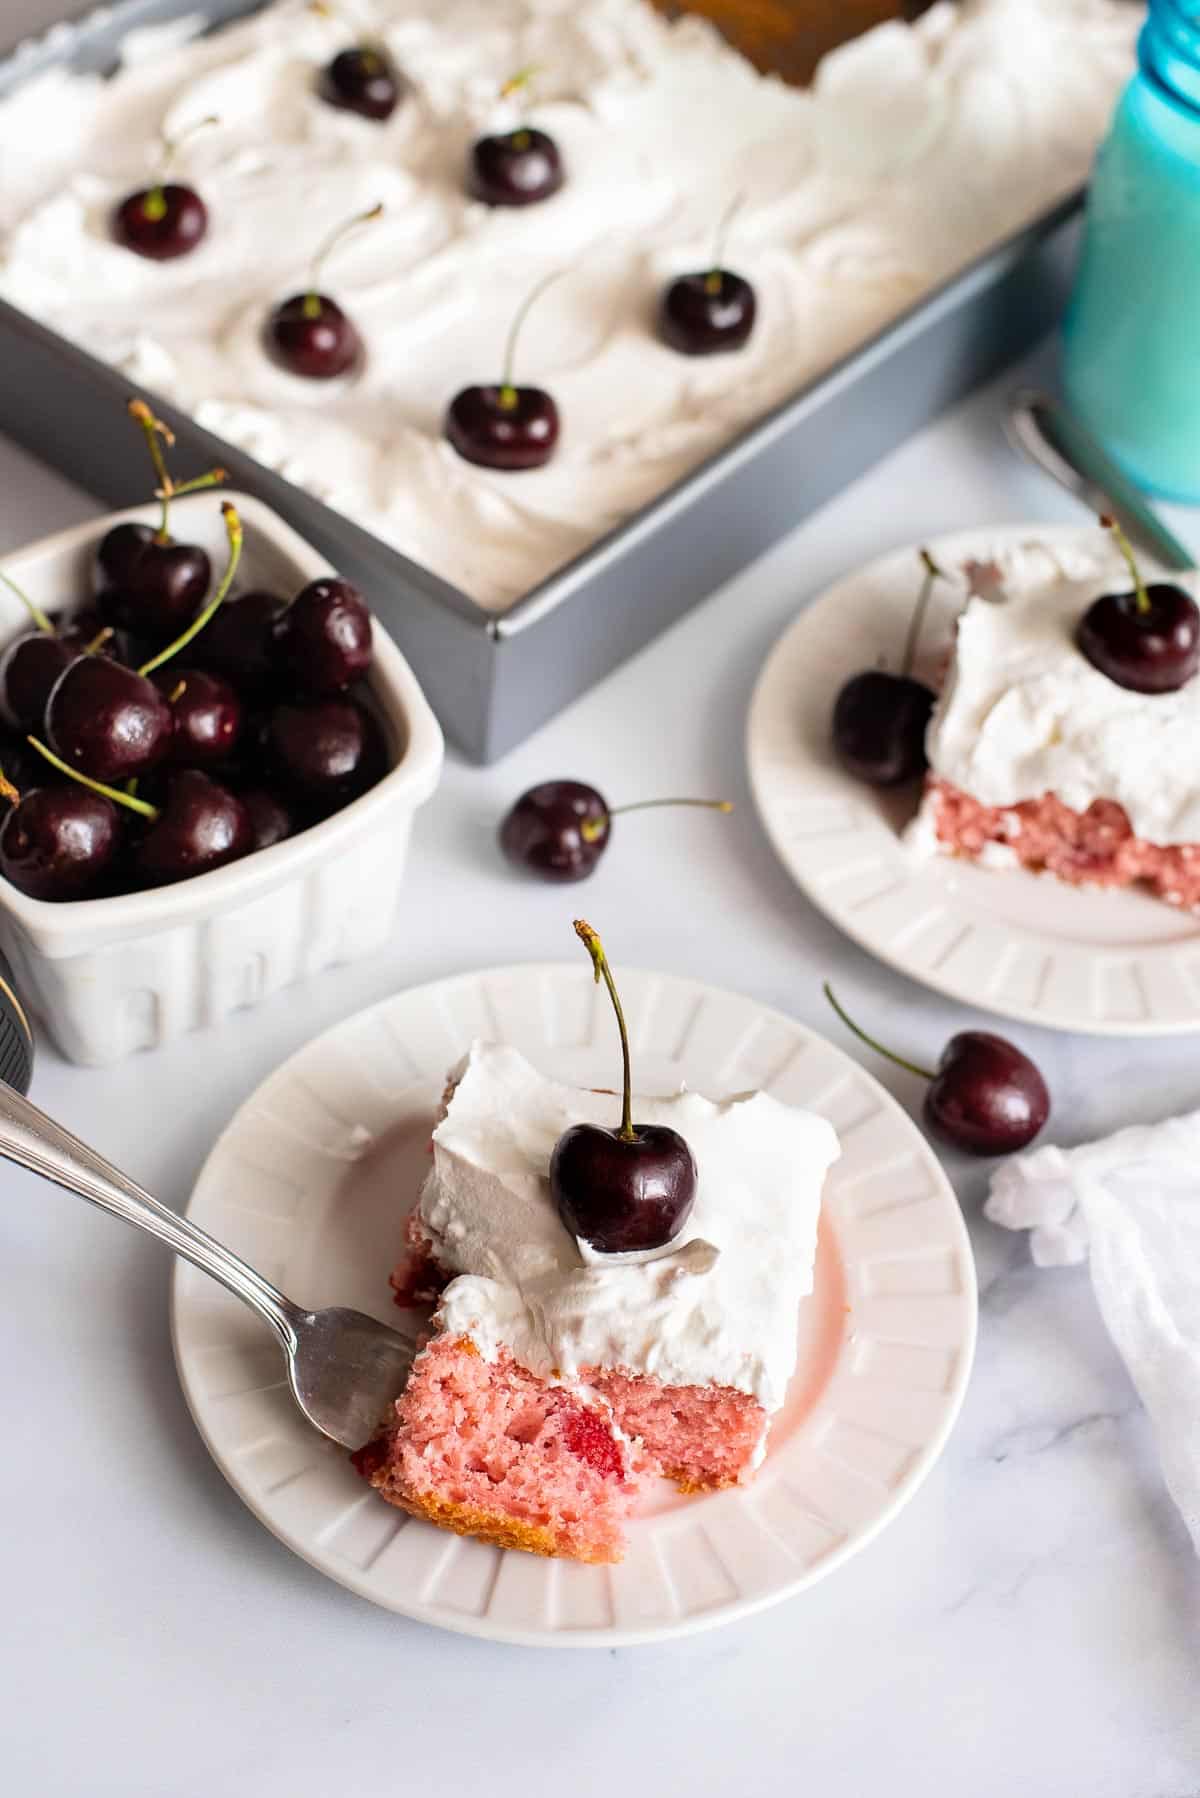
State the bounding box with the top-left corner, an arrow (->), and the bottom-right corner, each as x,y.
0,409 -> 443,1065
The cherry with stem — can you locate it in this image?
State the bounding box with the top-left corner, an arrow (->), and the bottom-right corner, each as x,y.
46,502 -> 243,783
444,268 -> 565,471
469,66 -> 564,208
831,547 -> 945,787
500,779 -> 732,881
823,982 -> 1049,1156
1076,514 -> 1200,696
0,762 -> 121,902
550,921 -> 697,1252
265,202 -> 383,380
94,400 -> 227,643
660,192 -> 757,356
112,115 -> 218,261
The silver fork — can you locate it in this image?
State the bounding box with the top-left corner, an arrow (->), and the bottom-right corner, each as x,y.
0,1081 -> 416,1450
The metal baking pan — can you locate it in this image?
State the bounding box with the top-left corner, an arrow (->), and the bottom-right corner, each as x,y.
0,0 -> 1084,763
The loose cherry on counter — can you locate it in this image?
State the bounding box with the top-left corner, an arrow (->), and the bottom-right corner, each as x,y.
94,401 -> 227,644
272,577 -> 372,695
0,769 -> 119,902
468,68 -> 563,207
47,501 -> 244,784
1077,515 -> 1200,696
319,45 -> 402,121
111,115 -> 218,261
550,921 -> 697,1253
659,193 -> 756,356
824,983 -> 1050,1156
265,202 -> 383,380
445,270 -> 563,470
500,780 -> 732,882
831,548 -> 945,787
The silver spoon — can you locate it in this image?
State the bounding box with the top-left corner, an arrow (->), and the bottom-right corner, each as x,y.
0,1081 -> 415,1450
1006,388 -> 1194,574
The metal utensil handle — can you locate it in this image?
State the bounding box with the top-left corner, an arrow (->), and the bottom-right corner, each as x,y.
0,1081 -> 298,1349
1008,389 -> 1195,574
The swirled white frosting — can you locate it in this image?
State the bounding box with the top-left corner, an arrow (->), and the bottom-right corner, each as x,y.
419,1042 -> 839,1411
921,539 -> 1200,845
0,0 -> 1135,608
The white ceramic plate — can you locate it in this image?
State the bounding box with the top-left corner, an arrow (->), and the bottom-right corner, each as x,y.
171,964 -> 976,1647
748,523 -> 1200,1036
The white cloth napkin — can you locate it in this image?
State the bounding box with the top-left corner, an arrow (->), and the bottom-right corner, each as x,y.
986,1111 -> 1200,1552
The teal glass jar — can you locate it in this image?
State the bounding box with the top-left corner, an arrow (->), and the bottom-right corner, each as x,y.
1063,0 -> 1200,501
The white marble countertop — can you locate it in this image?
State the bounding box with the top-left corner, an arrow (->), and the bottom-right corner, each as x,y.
3,339 -> 1199,1795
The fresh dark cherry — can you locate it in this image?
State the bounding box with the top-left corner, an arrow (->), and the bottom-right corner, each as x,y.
444,385 -> 558,471
153,668 -> 242,766
319,46 -> 401,121
659,270 -> 756,356
265,295 -> 361,380
45,656 -> 173,783
273,578 -> 372,695
925,1032 -> 1051,1157
552,1121 -> 696,1254
135,770 -> 253,887
1077,515 -> 1200,695
266,696 -> 372,797
550,921 -> 697,1253
94,520 -> 210,643
832,548 -> 943,785
0,786 -> 119,901
825,985 -> 1050,1157
468,128 -> 563,207
194,589 -> 285,690
500,781 -> 609,881
112,184 -> 208,261
831,671 -> 935,786
0,632 -> 76,733
241,786 -> 296,851
1077,583 -> 1200,696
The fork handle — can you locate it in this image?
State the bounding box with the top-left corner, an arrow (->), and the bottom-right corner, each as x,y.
0,1081 -> 300,1349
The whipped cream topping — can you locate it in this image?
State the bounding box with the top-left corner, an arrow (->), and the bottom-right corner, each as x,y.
418,1042 -> 839,1411
0,0 -> 1135,610
922,539 -> 1200,846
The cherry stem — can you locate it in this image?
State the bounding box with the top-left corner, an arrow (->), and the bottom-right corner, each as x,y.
0,769 -> 19,807
900,548 -> 946,679
499,267 -> 564,408
129,399 -> 176,537
0,569 -> 55,637
164,468 -> 228,502
823,983 -> 935,1083
306,202 -> 384,315
575,919 -> 635,1142
83,626 -> 114,657
25,736 -> 160,821
1101,514 -> 1150,617
138,501 -> 243,678
500,63 -> 539,106
706,190 -> 745,295
580,796 -> 733,844
146,113 -> 218,220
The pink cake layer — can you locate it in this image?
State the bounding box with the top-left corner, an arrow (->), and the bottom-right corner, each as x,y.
353,1336 -> 639,1564
927,778 -> 1200,909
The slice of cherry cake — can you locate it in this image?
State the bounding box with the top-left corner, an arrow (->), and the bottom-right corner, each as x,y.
910,540 -> 1200,909
353,1042 -> 839,1564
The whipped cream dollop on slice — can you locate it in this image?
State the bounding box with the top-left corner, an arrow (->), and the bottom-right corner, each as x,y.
418,1042 -> 840,1411
921,540 -> 1200,847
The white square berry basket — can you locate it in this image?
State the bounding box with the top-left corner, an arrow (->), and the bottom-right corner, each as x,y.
0,491 -> 444,1065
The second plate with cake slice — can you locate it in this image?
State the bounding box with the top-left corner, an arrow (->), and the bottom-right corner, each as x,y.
748,523 -> 1200,1036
